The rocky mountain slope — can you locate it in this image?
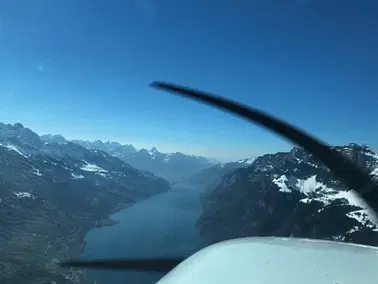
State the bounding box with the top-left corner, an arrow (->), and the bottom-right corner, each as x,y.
0,123 -> 171,284
65,138 -> 215,183
197,143 -> 378,247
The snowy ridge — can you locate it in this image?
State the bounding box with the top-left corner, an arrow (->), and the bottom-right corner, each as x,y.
197,144 -> 378,246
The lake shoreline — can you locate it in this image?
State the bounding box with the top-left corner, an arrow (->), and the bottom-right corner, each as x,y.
75,203 -> 132,254
69,194 -> 173,283
79,188 -> 206,284
65,202 -> 138,284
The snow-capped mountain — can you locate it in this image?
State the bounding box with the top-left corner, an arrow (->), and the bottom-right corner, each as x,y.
0,122 -> 42,148
71,139 -> 137,157
196,144 -> 378,247
0,122 -> 170,284
187,157 -> 256,187
69,139 -> 215,183
0,123 -> 170,199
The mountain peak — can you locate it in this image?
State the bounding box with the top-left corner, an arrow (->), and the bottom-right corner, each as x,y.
0,122 -> 42,149
40,134 -> 67,144
14,122 -> 24,129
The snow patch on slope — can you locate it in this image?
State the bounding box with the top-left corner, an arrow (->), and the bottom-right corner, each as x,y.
80,161 -> 108,178
80,161 -> 107,173
0,143 -> 29,158
238,157 -> 256,165
364,150 -> 378,160
346,210 -> 378,231
32,167 -> 42,176
371,167 -> 378,177
71,173 -> 84,179
273,174 -> 333,196
14,191 -> 36,199
296,175 -> 321,194
272,175 -> 291,193
333,190 -> 367,208
274,174 -> 335,197
273,174 -> 378,228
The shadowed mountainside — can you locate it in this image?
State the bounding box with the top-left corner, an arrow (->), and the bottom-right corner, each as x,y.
0,122 -> 171,284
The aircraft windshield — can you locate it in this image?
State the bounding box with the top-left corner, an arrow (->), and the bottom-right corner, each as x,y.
0,1 -> 377,283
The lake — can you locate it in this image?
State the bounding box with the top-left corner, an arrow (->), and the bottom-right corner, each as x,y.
81,185 -> 207,284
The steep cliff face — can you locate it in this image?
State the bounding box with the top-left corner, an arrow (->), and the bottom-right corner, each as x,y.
197,144 -> 378,246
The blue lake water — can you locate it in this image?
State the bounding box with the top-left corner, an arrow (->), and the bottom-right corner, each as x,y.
81,185 -> 206,284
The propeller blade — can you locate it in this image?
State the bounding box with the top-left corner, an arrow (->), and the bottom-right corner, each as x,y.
150,81 -> 378,217
61,258 -> 183,272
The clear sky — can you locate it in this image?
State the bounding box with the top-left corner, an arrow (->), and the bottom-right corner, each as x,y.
0,0 -> 377,161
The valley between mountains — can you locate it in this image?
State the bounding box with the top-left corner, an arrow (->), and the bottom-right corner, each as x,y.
1,122 -> 378,284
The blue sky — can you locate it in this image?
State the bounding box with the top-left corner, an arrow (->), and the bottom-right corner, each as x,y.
0,0 -> 377,161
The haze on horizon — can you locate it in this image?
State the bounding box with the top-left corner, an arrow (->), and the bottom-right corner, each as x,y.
0,119 -> 276,162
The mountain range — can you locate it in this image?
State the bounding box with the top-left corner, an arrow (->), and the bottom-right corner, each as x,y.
40,135 -> 216,183
0,122 -> 171,284
40,130 -> 378,249
196,143 -> 378,247
2,121 -> 378,284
